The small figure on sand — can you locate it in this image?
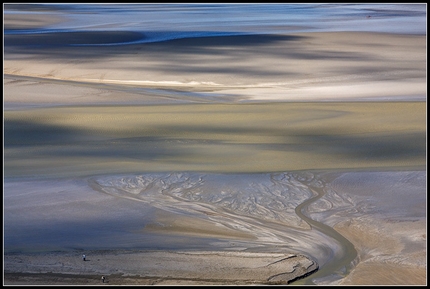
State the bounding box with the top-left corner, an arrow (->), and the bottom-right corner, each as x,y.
82,254 -> 86,261
102,275 -> 105,283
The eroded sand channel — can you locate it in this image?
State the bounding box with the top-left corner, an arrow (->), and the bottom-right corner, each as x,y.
4,170 -> 426,285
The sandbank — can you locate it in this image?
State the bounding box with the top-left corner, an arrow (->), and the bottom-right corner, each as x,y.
3,9 -> 427,286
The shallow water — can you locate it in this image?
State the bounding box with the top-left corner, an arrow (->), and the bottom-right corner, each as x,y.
4,4 -> 426,46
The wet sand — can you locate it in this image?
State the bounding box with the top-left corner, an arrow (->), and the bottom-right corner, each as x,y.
4,171 -> 426,285
3,10 -> 427,286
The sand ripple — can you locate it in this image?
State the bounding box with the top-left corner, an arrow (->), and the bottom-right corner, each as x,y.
91,172 -> 315,229
89,172 -> 356,279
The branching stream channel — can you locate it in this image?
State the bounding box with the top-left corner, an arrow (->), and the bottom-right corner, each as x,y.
89,171 -> 358,284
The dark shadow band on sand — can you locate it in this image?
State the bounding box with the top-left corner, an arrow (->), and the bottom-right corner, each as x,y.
4,31 -> 306,49
4,31 -> 147,46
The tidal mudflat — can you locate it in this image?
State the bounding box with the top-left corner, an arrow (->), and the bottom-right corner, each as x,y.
3,4 -> 427,285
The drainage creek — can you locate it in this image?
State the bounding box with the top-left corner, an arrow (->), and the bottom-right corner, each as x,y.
291,183 -> 358,285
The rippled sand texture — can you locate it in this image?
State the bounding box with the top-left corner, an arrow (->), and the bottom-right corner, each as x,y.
4,172 -> 325,285
4,171 -> 426,285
